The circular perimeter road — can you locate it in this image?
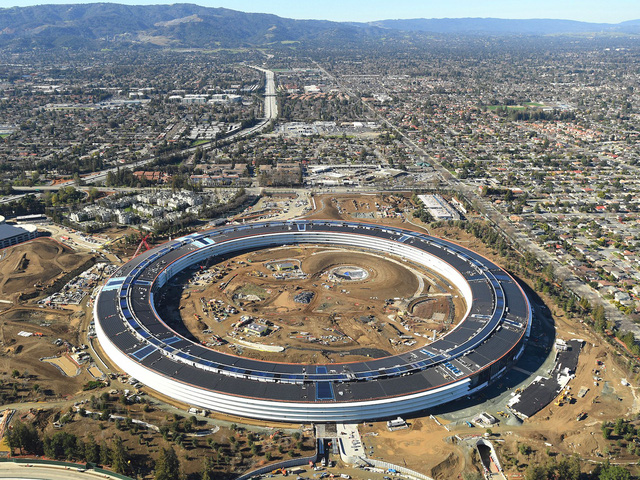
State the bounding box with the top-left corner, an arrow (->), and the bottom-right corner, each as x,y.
94,220 -> 532,423
0,464 -> 124,480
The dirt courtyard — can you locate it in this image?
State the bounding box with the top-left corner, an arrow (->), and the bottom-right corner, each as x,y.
158,244 -> 466,364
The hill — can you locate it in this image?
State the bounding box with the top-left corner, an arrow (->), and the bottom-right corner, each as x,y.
368,18 -> 620,35
0,3 -> 385,50
0,4 -> 639,51
0,238 -> 95,302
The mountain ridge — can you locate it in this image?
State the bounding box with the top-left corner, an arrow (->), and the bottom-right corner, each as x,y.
0,3 -> 638,50
367,17 -> 619,35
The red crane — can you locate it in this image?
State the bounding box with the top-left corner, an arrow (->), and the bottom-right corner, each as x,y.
131,234 -> 151,259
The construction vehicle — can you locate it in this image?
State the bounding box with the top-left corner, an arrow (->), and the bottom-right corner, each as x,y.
576,412 -> 587,421
131,234 -> 151,259
555,389 -> 571,406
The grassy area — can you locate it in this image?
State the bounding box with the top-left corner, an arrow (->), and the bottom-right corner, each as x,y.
0,134 -> 10,139
486,105 -> 526,111
190,139 -> 210,147
524,102 -> 545,107
170,47 -> 250,54
235,283 -> 268,299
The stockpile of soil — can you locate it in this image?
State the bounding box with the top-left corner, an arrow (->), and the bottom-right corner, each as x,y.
0,239 -> 91,300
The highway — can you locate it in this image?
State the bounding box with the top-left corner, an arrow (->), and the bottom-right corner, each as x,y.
0,194 -> 29,204
9,66 -> 278,195
250,65 -> 278,118
9,59 -> 638,342
233,65 -> 278,138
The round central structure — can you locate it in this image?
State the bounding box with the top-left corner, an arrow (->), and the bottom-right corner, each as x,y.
329,265 -> 369,281
94,220 -> 532,423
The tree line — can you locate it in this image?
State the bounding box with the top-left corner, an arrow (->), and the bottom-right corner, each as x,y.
7,421 -> 130,475
6,420 -> 219,480
525,457 -> 630,480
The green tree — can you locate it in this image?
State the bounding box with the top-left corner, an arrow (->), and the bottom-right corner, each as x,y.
99,441 -> 110,466
463,474 -> 483,480
593,305 -> 606,331
551,456 -> 580,480
598,463 -> 631,480
525,465 -> 547,480
201,456 -> 216,480
111,435 -> 128,474
43,432 -> 79,460
88,187 -> 100,202
504,190 -> 514,202
518,443 -> 532,456
613,418 -> 625,436
6,420 -> 41,455
84,434 -> 100,464
155,446 -> 181,480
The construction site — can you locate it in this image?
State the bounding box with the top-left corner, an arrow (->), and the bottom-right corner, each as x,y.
162,243 -> 466,364
0,193 -> 637,479
251,194 -> 640,479
0,238 -> 98,303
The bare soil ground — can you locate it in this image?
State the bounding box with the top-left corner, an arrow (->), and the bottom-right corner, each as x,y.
0,307 -> 93,398
167,245 -> 464,364
98,225 -> 153,259
306,193 -> 411,225
5,194 -> 638,479
0,239 -> 91,302
360,419 -> 468,479
299,195 -> 640,477
41,355 -> 80,377
50,395 -> 316,479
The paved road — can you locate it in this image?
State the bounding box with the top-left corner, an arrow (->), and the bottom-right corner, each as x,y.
10,66 -> 277,195
440,150 -> 640,338
0,464 -> 119,480
331,65 -> 640,340
0,194 -> 28,204
79,66 -> 278,184
250,65 -> 278,120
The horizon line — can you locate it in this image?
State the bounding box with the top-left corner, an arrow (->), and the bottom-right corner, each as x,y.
0,2 -> 639,25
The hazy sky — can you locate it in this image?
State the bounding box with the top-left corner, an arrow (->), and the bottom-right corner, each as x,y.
4,0 -> 640,24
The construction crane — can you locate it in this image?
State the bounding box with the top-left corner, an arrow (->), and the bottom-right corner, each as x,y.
131,234 -> 151,259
